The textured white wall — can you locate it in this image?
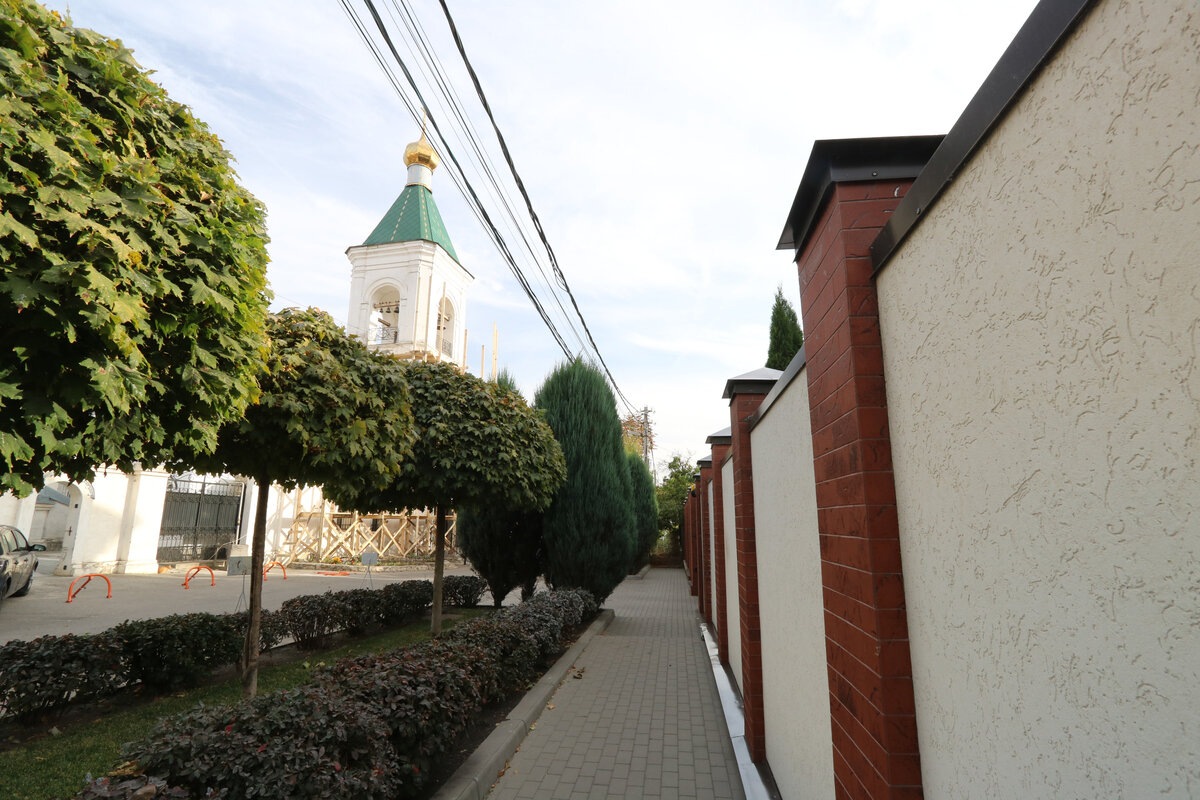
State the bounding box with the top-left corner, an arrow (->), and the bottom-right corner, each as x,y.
721,458 -> 741,691
750,368 -> 835,800
122,470 -> 169,574
876,1 -> 1200,796
71,471 -> 128,572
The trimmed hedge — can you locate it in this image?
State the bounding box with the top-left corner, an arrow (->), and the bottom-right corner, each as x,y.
116,590 -> 598,800
111,614 -> 243,692
0,633 -> 126,723
441,575 -> 487,608
0,579 -> 438,722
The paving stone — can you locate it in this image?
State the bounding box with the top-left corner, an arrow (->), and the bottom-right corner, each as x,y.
484,569 -> 745,800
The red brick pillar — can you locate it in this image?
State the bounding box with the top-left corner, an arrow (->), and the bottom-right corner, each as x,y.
687,487 -> 699,595
707,429 -> 732,666
778,137 -> 939,800
698,458 -> 714,625
724,372 -> 776,764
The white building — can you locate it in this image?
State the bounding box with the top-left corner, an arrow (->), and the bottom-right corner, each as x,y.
345,129 -> 472,365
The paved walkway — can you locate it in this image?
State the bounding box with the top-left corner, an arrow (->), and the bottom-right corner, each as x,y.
487,568 -> 745,800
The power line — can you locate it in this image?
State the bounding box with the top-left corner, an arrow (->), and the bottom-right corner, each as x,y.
345,0 -> 575,358
434,0 -> 637,414
344,0 -> 637,416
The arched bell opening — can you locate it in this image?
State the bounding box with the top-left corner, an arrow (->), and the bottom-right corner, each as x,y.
369,285 -> 404,345
436,297 -> 455,358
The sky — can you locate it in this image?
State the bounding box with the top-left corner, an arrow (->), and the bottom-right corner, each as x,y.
51,0 -> 1040,476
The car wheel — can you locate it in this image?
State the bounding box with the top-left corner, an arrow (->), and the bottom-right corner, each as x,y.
12,569 -> 32,597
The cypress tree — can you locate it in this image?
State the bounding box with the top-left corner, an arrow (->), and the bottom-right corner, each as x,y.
535,359 -> 635,603
627,451 -> 659,569
456,506 -> 543,607
766,285 -> 804,370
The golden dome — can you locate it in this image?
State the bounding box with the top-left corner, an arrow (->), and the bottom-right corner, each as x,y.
403,131 -> 439,170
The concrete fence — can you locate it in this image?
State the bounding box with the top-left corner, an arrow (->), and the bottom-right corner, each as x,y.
681,0 -> 1200,797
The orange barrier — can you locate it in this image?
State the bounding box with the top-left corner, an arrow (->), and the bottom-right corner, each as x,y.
66,574 -> 113,603
182,566 -> 216,589
263,562 -> 287,581
316,571 -> 351,576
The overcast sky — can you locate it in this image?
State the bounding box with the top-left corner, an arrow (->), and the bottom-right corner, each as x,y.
52,0 -> 1039,474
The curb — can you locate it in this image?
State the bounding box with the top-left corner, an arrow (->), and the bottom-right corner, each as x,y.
433,608 -> 616,800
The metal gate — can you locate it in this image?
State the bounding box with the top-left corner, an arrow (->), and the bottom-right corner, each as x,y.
156,475 -> 245,564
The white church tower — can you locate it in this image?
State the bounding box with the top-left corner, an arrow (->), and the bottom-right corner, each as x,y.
346,129 -> 473,365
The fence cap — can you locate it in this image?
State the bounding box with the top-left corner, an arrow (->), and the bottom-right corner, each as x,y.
722,367 -> 781,400
706,426 -> 732,445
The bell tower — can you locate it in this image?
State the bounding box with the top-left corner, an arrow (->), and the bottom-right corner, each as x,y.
346,128 -> 473,364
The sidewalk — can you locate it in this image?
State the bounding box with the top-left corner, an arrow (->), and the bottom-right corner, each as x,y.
486,568 -> 745,800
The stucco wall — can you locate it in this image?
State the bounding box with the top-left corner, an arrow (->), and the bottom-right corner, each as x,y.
750,367 -> 834,800
721,457 -> 741,690
875,0 -> 1200,796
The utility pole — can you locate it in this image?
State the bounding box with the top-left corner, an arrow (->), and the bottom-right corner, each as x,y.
641,407 -> 651,464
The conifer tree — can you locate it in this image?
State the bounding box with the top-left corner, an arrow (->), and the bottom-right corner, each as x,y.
766,285 -> 804,370
535,360 -> 635,603
627,450 -> 659,569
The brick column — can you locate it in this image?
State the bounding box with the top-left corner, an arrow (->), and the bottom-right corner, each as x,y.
687,486 -> 699,595
778,136 -> 939,800
724,373 -> 776,764
698,458 -> 714,625
706,428 -> 732,665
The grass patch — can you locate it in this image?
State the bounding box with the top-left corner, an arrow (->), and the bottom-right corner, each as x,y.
0,611 -> 486,800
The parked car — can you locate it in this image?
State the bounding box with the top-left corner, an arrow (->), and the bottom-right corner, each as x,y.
0,525 -> 44,608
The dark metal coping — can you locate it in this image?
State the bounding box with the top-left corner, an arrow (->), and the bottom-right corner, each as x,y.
706,426 -> 732,445
722,369 -> 782,401
697,455 -> 713,468
870,0 -> 1095,272
776,136 -> 944,257
749,346 -> 807,432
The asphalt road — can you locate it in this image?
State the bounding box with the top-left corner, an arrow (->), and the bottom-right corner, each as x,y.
0,556 -> 487,644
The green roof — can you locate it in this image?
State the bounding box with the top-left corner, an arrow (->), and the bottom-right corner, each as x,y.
363,184 -> 459,261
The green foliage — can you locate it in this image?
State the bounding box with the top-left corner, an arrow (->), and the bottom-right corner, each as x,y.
122,590 -> 596,800
441,574 -> 487,607
0,632 -> 126,722
0,1 -> 271,495
535,359 -> 635,603
456,505 -> 543,607
656,453 -> 695,553
189,308 -> 414,493
331,360 -> 564,514
494,367 -> 520,394
381,579 -> 434,622
766,285 -> 804,370
0,580 -> 439,723
110,613 -> 242,692
626,451 -> 659,569
456,368 -> 545,606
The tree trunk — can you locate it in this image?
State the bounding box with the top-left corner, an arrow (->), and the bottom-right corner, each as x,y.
431,506 -> 446,636
240,476 -> 269,699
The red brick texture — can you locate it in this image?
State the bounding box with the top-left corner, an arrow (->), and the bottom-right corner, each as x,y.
728,389 -> 770,764
691,489 -> 700,594
699,464 -> 714,625
709,442 -> 732,666
796,179 -> 923,800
